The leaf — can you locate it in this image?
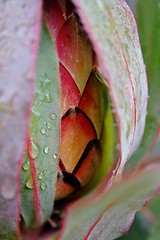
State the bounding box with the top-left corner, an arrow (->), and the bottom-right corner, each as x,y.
21,21 -> 61,227
142,195 -> 160,240
0,0 -> 42,238
71,0 -> 148,176
59,163 -> 160,240
127,0 -> 160,167
117,212 -> 153,240
147,224 -> 160,240
148,194 -> 160,222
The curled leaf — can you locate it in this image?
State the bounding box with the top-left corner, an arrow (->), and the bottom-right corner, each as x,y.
59,163 -> 160,240
0,0 -> 42,238
128,0 -> 160,166
71,0 -> 148,175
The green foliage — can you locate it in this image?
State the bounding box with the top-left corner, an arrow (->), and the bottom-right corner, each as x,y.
21,21 -> 61,227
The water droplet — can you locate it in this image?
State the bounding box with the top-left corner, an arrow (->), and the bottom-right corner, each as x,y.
26,176 -> 33,189
22,161 -> 30,171
46,122 -> 51,130
53,153 -> 58,159
50,113 -> 56,120
40,128 -> 46,134
32,106 -> 41,117
44,93 -> 52,103
44,78 -> 51,84
29,139 -> 40,159
1,177 -> 16,200
44,147 -> 49,154
38,171 -> 44,180
40,182 -> 46,190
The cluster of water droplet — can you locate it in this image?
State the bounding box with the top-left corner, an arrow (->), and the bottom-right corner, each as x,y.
23,131 -> 58,191
22,74 -> 59,192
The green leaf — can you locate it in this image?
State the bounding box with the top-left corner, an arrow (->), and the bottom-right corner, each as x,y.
71,0 -> 148,177
127,0 -> 160,167
143,195 -> 160,240
59,163 -> 160,240
0,0 -> 42,238
148,194 -> 160,222
21,21 -> 61,227
147,224 -> 160,240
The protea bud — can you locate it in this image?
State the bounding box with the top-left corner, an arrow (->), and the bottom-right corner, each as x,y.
44,0 -> 106,200
3,0 -> 160,240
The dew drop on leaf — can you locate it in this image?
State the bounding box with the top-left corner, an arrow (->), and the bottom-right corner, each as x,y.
29,139 -> 40,159
22,161 -> 30,171
44,78 -> 51,84
40,128 -> 46,134
46,122 -> 51,130
44,146 -> 49,154
50,113 -> 56,120
32,106 -> 41,117
38,171 -> 44,180
53,153 -> 58,159
44,93 -> 52,103
25,176 -> 33,189
40,182 -> 46,190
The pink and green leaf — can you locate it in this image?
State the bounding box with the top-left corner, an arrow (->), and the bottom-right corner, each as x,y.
118,212 -> 153,240
59,163 -> 160,240
127,0 -> 160,167
0,0 -> 42,238
21,21 -> 61,227
71,0 -> 148,177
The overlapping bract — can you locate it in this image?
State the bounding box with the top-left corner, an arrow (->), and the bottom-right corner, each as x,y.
44,0 -> 106,200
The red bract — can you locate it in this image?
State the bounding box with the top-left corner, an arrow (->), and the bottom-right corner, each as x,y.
44,0 -> 105,200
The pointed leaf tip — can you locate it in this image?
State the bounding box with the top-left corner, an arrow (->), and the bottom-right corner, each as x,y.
21,20 -> 61,227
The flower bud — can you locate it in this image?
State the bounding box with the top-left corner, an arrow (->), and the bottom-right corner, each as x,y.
44,0 -> 105,200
